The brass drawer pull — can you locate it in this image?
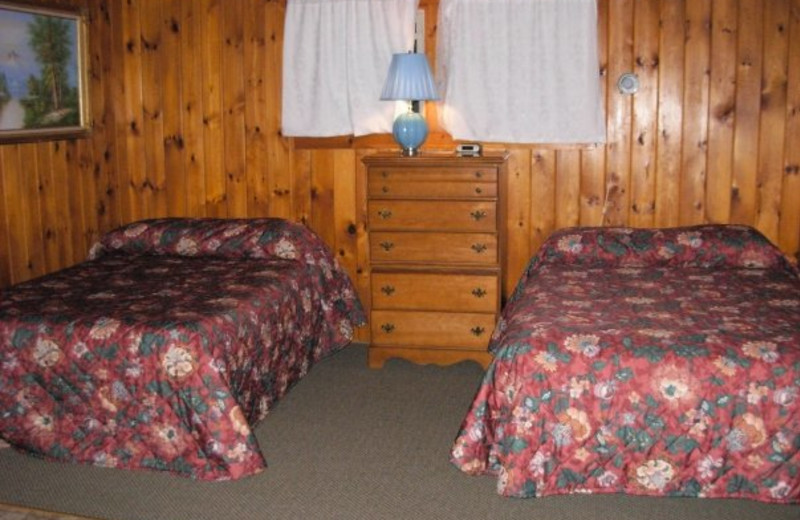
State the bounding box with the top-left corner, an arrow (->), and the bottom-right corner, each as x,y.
470,209 -> 487,221
380,241 -> 395,252
380,285 -> 395,296
471,288 -> 487,298
471,243 -> 488,254
381,323 -> 395,334
471,326 -> 485,336
377,209 -> 393,219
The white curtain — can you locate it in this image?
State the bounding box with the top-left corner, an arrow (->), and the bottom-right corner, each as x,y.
282,0 -> 418,137
437,0 -> 605,144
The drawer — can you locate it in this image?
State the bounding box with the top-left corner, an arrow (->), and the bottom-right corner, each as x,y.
371,310 -> 496,350
372,272 -> 498,312
370,232 -> 497,265
368,200 -> 496,232
368,169 -> 497,199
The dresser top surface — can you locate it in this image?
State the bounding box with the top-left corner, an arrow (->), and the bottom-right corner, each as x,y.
362,151 -> 509,167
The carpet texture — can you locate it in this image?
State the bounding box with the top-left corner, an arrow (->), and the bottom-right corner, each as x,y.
0,345 -> 797,520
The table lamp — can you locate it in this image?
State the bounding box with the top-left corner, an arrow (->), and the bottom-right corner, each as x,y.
380,52 -> 439,156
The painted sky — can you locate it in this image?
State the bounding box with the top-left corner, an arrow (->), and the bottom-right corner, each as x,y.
0,7 -> 78,98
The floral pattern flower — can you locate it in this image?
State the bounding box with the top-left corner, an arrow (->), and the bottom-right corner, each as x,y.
563,334 -> 600,357
633,459 -> 676,492
31,339 -> 62,368
741,341 -> 779,363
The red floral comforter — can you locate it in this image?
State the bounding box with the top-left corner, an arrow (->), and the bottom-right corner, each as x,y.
0,218 -> 364,480
451,225 -> 800,504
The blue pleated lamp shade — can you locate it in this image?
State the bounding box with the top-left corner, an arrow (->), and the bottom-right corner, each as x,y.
380,53 -> 439,101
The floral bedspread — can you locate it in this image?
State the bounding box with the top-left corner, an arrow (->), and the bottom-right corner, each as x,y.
451,225 -> 800,504
0,218 -> 364,480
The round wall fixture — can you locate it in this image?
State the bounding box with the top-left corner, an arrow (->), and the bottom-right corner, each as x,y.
617,72 -> 639,95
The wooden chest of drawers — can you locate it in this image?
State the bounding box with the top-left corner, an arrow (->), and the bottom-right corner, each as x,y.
362,153 -> 508,369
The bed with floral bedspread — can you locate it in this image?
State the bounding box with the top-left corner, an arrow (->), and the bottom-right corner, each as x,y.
451,225 -> 799,504
0,218 -> 364,480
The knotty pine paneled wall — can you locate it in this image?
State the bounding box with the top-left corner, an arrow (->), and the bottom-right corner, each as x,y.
1,1 -> 799,326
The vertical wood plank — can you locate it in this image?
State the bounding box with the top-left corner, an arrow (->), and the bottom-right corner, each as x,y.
779,0 -> 800,260
49,143 -> 75,266
354,148 -> 371,342
629,0 -> 659,227
0,155 -> 9,287
265,0 -> 293,219
310,151 -> 335,247
75,139 -> 98,254
654,0 -> 684,227
20,145 -> 45,278
604,0 -> 634,226
529,149 -> 556,256
706,0 -> 738,225
333,150 -> 358,295
140,0 -> 168,218
680,0 -> 711,226
202,0 -> 227,217
162,0 -> 187,217
64,142 -> 88,263
222,0 -> 247,217
89,0 -> 120,234
292,149 -> 312,226
36,143 -> 60,273
121,0 -> 147,221
505,148 -> 532,290
580,0 -> 608,228
180,0 -> 207,217
109,0 -> 133,224
731,0 -> 764,225
1,147 -> 32,282
244,0 -> 269,217
755,0 -> 790,243
555,149 -> 581,229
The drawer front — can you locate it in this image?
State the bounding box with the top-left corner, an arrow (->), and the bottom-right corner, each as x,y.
370,232 -> 497,265
368,200 -> 496,232
372,272 -> 498,312
368,169 -> 497,199
371,310 -> 496,350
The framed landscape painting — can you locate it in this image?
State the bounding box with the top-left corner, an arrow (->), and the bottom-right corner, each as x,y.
0,2 -> 89,143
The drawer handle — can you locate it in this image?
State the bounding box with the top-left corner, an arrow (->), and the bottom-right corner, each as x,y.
377,209 -> 393,219
380,285 -> 395,296
380,241 -> 395,252
382,186 -> 390,193
470,209 -> 488,221
471,243 -> 488,254
471,287 -> 487,298
475,187 -> 483,195
474,171 -> 483,178
381,323 -> 395,334
471,326 -> 485,336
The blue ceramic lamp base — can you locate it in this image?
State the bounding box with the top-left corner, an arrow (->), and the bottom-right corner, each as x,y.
392,110 -> 429,156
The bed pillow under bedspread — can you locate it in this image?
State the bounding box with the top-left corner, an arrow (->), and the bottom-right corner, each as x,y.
451,225 -> 800,504
0,218 -> 365,480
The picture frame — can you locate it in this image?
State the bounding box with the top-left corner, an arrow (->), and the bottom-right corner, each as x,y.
0,1 -> 89,143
